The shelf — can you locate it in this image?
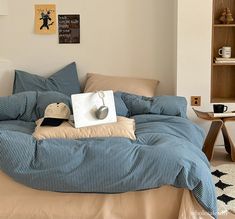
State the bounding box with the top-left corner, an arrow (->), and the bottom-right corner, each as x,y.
213,24 -> 235,27
211,97 -> 235,103
213,63 -> 235,66
211,0 -> 235,103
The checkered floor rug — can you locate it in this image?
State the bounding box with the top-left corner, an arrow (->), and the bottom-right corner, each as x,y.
211,164 -> 235,214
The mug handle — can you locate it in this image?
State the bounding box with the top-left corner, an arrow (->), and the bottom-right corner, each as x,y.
218,48 -> 223,56
224,106 -> 228,112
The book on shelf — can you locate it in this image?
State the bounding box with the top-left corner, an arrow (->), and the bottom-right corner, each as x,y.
214,57 -> 235,63
214,60 -> 235,64
208,112 -> 235,117
215,57 -> 235,61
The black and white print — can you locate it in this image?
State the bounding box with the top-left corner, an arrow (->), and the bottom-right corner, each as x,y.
211,164 -> 235,214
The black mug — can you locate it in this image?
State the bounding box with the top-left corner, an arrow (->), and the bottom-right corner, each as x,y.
213,104 -> 228,113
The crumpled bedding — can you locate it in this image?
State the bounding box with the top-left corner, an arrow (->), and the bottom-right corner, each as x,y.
0,92 -> 217,218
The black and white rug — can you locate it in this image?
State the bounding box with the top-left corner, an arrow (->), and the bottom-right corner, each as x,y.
211,164 -> 235,214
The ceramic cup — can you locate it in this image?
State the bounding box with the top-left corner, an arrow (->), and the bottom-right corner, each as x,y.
213,104 -> 228,113
218,47 -> 232,58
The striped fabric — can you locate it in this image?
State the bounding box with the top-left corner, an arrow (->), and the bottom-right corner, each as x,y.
0,115 -> 217,218
0,91 -> 217,218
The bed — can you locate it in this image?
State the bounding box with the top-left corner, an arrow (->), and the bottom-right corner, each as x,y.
0,63 -> 216,219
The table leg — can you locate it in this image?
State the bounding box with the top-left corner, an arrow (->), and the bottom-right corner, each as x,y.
222,122 -> 235,162
221,124 -> 231,154
203,120 -> 223,161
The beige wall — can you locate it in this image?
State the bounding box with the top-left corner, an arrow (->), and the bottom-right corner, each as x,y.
177,0 -> 213,117
0,0 -> 176,94
177,0 -> 214,140
176,0 -> 234,145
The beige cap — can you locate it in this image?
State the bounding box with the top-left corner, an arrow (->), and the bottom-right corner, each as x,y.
41,103 -> 71,127
44,103 -> 70,119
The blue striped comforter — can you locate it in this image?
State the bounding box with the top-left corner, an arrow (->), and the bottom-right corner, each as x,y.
0,92 -> 217,218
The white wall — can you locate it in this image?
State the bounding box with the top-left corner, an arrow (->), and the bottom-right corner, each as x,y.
0,0 -> 176,95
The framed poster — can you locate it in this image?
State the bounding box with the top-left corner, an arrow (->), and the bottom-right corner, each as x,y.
35,4 -> 56,34
58,14 -> 80,44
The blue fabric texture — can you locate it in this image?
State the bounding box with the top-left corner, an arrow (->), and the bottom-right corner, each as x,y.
113,92 -> 129,117
13,62 -> 81,96
0,91 -> 37,122
36,91 -> 72,118
121,93 -> 187,118
0,120 -> 35,134
0,91 -> 71,121
0,92 -> 217,218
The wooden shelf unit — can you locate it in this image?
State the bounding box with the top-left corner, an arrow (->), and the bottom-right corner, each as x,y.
211,0 -> 235,103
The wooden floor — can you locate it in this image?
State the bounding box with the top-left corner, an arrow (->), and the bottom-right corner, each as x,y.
211,147 -> 235,219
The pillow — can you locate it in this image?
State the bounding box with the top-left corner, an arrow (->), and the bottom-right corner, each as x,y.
0,91 -> 37,122
33,116 -> 136,140
36,91 -> 72,119
113,92 -> 129,117
13,62 -> 80,96
84,73 -> 159,97
122,93 -> 187,118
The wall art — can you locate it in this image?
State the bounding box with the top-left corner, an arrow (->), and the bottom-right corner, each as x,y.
35,4 -> 56,34
58,14 -> 80,44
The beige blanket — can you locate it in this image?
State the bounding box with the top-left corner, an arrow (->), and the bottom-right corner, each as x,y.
0,171 -> 212,219
33,116 -> 136,140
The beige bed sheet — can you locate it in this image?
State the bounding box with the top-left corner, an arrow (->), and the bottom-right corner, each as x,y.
0,171 -> 213,219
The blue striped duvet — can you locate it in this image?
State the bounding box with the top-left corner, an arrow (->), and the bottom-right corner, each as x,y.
0,92 -> 217,218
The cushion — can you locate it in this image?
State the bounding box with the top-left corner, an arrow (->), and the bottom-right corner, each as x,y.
84,73 -> 159,97
13,62 -> 80,96
33,116 -> 136,140
122,93 -> 188,118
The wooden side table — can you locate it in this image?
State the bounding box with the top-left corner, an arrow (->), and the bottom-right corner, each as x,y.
193,108 -> 235,162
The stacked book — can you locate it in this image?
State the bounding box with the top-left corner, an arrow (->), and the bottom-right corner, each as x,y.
214,57 -> 235,64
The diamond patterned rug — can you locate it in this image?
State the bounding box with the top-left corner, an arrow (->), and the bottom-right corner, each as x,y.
211,164 -> 235,214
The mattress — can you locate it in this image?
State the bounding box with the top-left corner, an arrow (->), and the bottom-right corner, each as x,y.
0,171 -> 212,219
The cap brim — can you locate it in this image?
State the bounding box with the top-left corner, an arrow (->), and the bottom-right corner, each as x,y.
40,118 -> 67,127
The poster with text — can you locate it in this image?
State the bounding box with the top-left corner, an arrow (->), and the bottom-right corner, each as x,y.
58,14 -> 80,44
35,4 -> 56,34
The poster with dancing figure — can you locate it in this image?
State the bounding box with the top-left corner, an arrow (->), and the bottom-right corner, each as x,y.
35,4 -> 56,34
